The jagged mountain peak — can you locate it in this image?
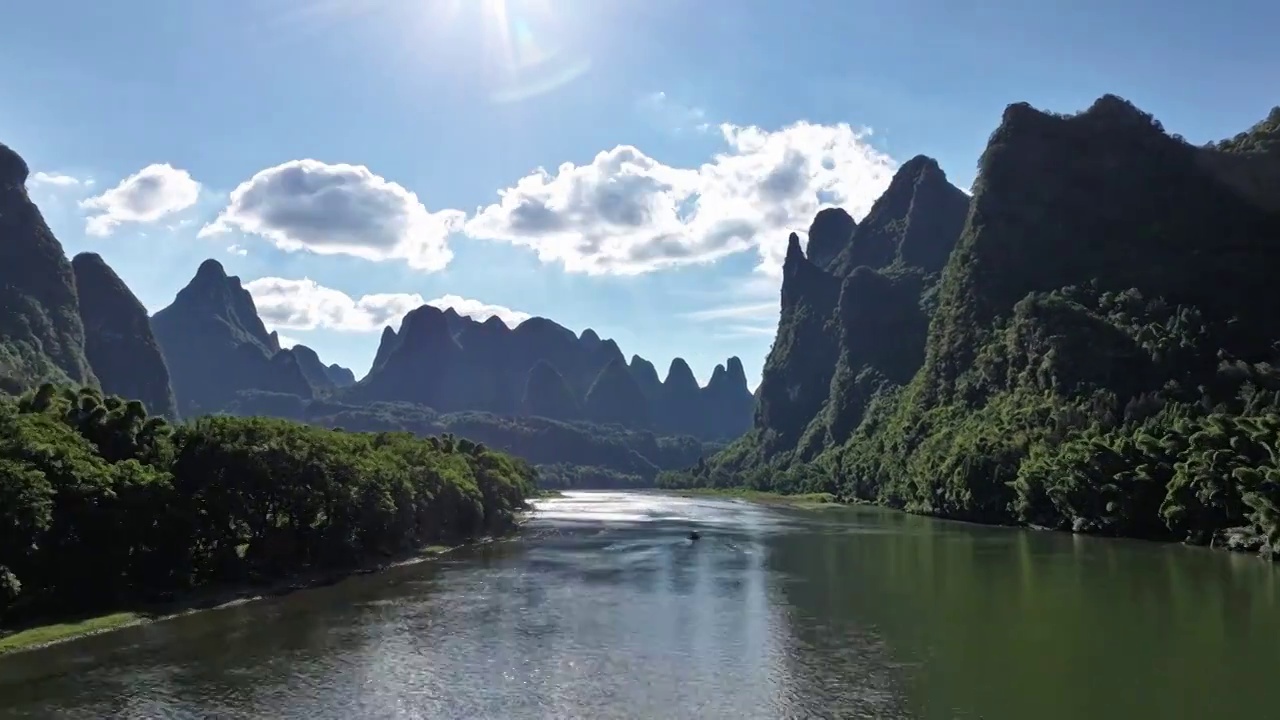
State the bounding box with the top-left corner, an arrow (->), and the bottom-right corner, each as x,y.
397,304 -> 453,345
708,363 -> 728,384
286,343 -> 353,392
784,232 -> 805,267
194,257 -> 228,281
0,142 -> 29,186
151,260 -> 312,415
805,208 -> 857,269
514,316 -> 577,341
71,251 -> 177,417
0,140 -> 95,389
482,315 -> 511,332
629,354 -> 661,392
326,363 -> 356,388
71,250 -> 105,265
664,357 -> 699,389
725,356 -> 747,386
826,152 -> 967,277
896,153 -> 943,176
1081,93 -> 1162,127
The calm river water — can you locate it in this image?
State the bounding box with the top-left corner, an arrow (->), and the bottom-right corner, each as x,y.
1,491 -> 1277,719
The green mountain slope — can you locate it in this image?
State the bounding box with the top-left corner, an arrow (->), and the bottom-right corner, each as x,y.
668,95 -> 1280,557
71,252 -> 178,418
0,143 -> 96,392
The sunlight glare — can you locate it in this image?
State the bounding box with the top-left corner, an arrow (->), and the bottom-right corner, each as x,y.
433,0 -> 592,103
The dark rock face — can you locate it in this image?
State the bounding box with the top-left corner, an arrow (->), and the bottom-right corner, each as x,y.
0,142 -> 96,390
71,252 -> 178,418
369,326 -> 399,375
921,94 -> 1280,400
521,360 -> 581,419
287,344 -> 354,393
805,207 -> 857,271
151,259 -> 314,416
702,356 -> 754,439
345,309 -> 753,440
827,155 -> 970,277
324,363 -> 356,388
753,233 -> 843,453
584,357 -> 651,427
746,154 -> 970,463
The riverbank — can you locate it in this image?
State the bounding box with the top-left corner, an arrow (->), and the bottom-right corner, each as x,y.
668,488 -> 840,509
677,486 -> 1280,560
0,535 -> 510,657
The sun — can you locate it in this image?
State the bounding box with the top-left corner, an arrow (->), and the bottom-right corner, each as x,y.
434,0 -> 593,103
263,0 -> 591,102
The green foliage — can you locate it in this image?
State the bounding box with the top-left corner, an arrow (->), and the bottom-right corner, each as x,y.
223,392 -> 718,488
0,384 -> 535,622
0,146 -> 97,391
1214,106 -> 1280,157
675,98 -> 1280,560
535,463 -> 648,490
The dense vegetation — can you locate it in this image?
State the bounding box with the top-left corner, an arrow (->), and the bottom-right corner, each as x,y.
534,463 -> 649,490
665,96 -> 1280,558
0,143 -> 96,393
0,384 -> 535,623
224,391 -> 720,484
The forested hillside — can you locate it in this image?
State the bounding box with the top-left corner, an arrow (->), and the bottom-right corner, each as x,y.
0,384 -> 534,622
665,96 -> 1280,558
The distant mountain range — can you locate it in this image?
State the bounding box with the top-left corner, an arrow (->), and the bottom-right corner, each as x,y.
0,138 -> 750,487
144,256 -> 752,441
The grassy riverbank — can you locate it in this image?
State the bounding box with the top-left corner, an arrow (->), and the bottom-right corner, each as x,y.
0,537 -> 503,657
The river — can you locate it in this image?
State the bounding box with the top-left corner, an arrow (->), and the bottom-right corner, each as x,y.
0,491 -> 1276,719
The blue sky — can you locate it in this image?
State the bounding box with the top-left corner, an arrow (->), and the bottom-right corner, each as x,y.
3,0 -> 1276,389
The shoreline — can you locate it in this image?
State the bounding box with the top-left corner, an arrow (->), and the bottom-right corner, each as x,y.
671,487 -> 1277,560
665,488 -> 840,509
0,530 -> 520,657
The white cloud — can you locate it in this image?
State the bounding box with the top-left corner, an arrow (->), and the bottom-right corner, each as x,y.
80,163 -> 200,236
424,294 -> 531,326
682,301 -> 777,322
227,244 -> 248,256
711,324 -> 778,340
200,160 -> 464,272
243,277 -> 427,333
242,277 -> 529,334
688,302 -> 778,341
29,171 -> 82,188
464,119 -> 897,277
274,332 -> 300,349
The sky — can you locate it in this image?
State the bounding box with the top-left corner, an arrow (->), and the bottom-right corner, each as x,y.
2,0 -> 1276,390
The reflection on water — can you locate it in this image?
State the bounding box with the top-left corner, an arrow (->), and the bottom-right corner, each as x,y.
0,491 -> 1277,719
